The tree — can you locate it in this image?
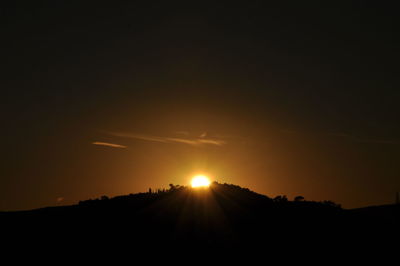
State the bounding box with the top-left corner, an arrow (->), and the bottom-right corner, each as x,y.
101,195 -> 109,201
169,184 -> 181,191
273,195 -> 288,203
294,196 -> 305,202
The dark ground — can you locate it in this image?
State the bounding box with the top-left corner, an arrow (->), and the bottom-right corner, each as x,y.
1,182 -> 399,259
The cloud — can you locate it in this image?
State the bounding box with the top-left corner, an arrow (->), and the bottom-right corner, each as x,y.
92,141 -> 127,148
107,132 -> 226,147
166,137 -> 198,145
107,133 -> 170,143
197,139 -> 226,146
56,197 -> 64,202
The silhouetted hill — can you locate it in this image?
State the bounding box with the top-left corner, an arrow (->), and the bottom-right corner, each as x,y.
1,182 -> 399,256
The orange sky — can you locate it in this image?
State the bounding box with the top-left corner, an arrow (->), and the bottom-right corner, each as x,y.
1,2 -> 399,210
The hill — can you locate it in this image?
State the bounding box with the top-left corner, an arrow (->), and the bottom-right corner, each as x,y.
1,182 -> 399,255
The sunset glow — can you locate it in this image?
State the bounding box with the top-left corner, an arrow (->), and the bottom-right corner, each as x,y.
191,175 -> 211,188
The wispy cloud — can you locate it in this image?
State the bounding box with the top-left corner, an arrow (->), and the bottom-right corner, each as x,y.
92,141 -> 127,149
197,139 -> 226,145
107,132 -> 226,147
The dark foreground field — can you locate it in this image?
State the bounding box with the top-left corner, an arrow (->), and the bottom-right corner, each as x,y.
1,183 -> 399,257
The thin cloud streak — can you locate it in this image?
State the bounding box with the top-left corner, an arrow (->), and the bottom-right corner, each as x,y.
197,139 -> 227,145
92,141 -> 127,148
108,133 -> 170,144
107,132 -> 226,146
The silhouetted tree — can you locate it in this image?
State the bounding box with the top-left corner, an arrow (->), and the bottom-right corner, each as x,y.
169,184 -> 180,191
294,196 -> 305,202
273,195 -> 288,203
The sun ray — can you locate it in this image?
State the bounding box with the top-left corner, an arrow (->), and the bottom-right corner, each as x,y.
191,175 -> 211,188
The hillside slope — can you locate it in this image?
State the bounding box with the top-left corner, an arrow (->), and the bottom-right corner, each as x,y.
1,182 -> 398,254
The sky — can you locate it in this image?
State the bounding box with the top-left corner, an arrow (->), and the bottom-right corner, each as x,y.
1,1 -> 399,210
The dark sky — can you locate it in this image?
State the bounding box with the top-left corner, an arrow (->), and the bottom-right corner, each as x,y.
1,1 -> 399,210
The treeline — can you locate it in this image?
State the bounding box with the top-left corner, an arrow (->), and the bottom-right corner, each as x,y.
77,181 -> 341,210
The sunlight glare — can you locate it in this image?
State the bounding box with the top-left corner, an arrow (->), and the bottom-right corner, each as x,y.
191,175 -> 211,188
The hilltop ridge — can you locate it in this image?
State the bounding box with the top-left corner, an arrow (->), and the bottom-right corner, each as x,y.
1,182 -> 398,254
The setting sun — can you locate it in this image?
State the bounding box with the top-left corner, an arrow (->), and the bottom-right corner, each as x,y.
191,175 -> 211,188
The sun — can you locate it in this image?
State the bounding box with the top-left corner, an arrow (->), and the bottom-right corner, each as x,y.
191,175 -> 211,188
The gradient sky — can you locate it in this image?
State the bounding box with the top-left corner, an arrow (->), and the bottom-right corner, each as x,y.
1,1 -> 399,210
